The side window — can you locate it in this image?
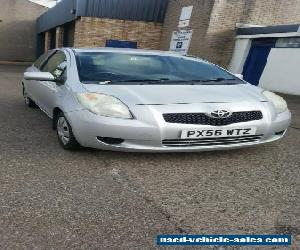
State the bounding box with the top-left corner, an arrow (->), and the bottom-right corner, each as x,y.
33,52 -> 49,69
41,51 -> 67,78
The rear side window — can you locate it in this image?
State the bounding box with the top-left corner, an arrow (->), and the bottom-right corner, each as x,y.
33,53 -> 48,69
41,51 -> 66,76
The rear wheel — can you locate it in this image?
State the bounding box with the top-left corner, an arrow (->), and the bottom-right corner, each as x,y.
56,112 -> 80,150
23,85 -> 37,108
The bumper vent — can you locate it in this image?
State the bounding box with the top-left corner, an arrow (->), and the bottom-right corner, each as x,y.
162,135 -> 263,147
163,111 -> 263,126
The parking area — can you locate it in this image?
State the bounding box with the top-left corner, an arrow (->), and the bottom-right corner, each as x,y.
0,65 -> 299,249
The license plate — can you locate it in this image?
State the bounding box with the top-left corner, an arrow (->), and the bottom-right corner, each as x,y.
181,127 -> 257,139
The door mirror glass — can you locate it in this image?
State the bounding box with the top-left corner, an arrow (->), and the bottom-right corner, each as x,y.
24,72 -> 55,81
234,73 -> 243,79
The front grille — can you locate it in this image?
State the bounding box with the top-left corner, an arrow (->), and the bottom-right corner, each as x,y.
163,111 -> 263,126
162,135 -> 263,147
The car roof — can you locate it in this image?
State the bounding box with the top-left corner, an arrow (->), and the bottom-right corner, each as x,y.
65,47 -> 186,57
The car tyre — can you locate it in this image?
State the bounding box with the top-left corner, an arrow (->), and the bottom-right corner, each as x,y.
56,112 -> 80,150
23,85 -> 37,108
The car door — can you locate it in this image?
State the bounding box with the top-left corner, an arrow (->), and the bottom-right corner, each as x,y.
38,51 -> 67,116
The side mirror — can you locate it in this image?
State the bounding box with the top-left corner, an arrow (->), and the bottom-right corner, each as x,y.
234,73 -> 243,79
24,72 -> 55,81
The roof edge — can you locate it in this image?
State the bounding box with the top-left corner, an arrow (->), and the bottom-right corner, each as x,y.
237,24 -> 300,36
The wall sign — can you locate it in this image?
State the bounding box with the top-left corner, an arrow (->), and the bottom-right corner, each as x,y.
169,29 -> 193,55
178,6 -> 193,28
179,6 -> 193,21
178,20 -> 190,28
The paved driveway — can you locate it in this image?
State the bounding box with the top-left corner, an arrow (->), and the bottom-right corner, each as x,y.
0,65 -> 299,249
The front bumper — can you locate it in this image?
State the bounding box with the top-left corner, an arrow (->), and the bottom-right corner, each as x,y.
66,103 -> 291,152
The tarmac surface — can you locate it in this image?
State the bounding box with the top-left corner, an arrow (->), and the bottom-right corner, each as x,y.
0,65 -> 299,249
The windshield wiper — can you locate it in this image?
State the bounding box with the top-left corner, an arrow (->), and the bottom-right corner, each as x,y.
92,77 -> 238,85
118,78 -> 169,82
117,79 -> 200,85
191,77 -> 236,82
96,78 -> 169,84
188,78 -> 240,85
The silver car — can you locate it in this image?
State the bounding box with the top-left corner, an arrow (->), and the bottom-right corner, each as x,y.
22,48 -> 291,152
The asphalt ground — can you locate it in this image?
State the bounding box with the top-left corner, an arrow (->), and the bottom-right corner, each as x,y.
0,65 -> 299,250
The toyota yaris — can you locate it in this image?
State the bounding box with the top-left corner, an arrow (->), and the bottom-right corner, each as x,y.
22,48 -> 291,152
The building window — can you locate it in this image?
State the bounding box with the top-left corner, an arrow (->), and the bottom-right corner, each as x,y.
275,37 -> 300,48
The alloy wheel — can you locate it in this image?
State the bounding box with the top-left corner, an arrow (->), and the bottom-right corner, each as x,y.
57,117 -> 70,145
23,91 -> 30,105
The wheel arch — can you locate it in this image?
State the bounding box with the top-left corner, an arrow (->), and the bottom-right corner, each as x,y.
52,107 -> 63,130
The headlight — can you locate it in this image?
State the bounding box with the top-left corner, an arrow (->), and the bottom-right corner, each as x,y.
76,93 -> 133,119
262,90 -> 287,113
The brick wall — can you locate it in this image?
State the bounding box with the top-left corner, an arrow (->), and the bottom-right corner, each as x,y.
44,31 -> 51,52
55,27 -> 64,48
160,0 -> 214,58
73,17 -> 163,49
160,0 -> 300,67
45,28 -> 63,52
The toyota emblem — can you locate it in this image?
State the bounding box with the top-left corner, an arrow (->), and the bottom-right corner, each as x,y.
209,110 -> 232,118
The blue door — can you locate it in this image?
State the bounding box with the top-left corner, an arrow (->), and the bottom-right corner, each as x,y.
242,39 -> 276,85
106,40 -> 137,49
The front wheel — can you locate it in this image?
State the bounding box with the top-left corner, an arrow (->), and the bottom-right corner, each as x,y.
56,112 -> 80,150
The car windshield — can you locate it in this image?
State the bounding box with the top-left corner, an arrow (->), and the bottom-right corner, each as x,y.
75,52 -> 240,84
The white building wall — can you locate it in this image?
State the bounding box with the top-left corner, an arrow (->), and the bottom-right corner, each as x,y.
259,48 -> 300,95
228,38 -> 251,74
